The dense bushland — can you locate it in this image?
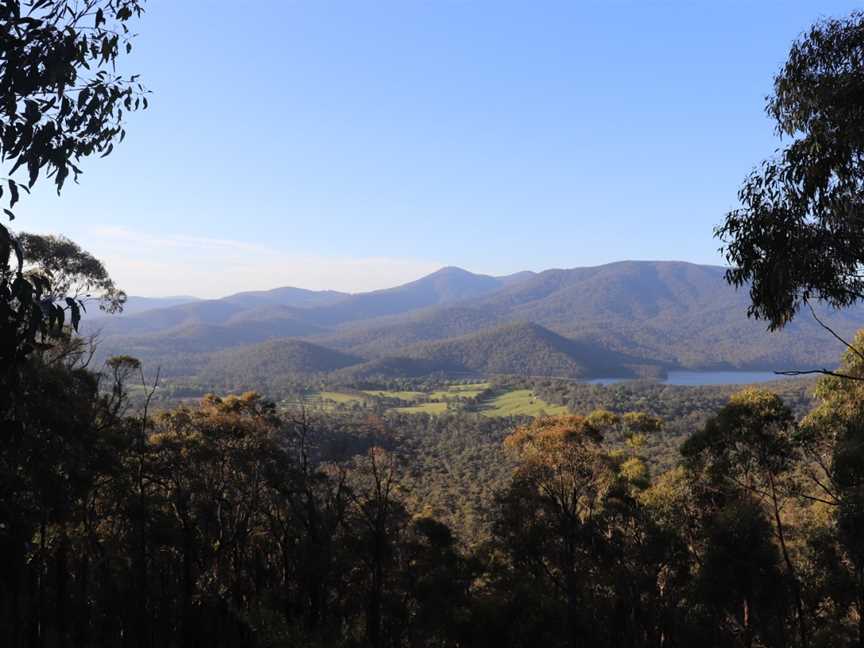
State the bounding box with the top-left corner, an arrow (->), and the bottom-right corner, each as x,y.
5,337 -> 864,647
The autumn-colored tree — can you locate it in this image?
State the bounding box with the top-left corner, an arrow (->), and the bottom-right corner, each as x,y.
495,412 -> 658,648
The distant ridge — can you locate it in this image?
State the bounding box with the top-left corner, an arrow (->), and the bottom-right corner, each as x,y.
116,295 -> 201,316
221,286 -> 349,309
201,339 -> 363,386
339,322 -> 644,380
89,261 -> 864,378
292,266 -> 512,327
90,266 -> 514,335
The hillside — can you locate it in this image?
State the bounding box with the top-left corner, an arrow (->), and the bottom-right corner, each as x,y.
313,305 -> 503,356
315,261 -> 863,370
336,322 -> 653,381
89,285 -> 347,336
221,286 -> 348,309
398,322 -> 645,378
293,266 -> 512,327
95,318 -> 327,377
201,339 -> 363,387
88,261 -> 864,379
115,295 -> 201,316
88,266 -> 514,337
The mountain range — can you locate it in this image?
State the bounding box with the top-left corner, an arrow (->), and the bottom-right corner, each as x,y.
85,262 -> 864,385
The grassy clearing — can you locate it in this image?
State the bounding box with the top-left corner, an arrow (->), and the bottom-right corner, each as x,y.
428,382 -> 491,400
362,390 -> 426,400
478,389 -> 569,417
302,385 -> 568,419
393,401 -> 449,415
316,391 -> 369,404
448,382 -> 491,392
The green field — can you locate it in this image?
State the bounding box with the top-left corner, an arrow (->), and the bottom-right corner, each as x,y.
393,401 -> 449,415
300,384 -> 568,418
362,389 -> 427,400
316,391 -> 368,404
429,382 -> 491,400
478,389 -> 569,417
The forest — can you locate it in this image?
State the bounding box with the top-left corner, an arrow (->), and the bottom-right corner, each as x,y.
5,2 -> 864,647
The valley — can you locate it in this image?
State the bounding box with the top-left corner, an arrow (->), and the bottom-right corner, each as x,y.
87,261 -> 862,389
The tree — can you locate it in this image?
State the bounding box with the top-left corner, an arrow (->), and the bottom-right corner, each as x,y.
695,498 -> 789,648
345,446 -> 410,648
19,232 -> 126,313
0,0 -> 147,378
494,413 -> 652,648
800,336 -> 864,646
0,0 -> 148,203
682,389 -> 808,646
716,11 -> 864,330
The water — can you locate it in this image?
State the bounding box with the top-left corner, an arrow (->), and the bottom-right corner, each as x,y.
586,370 -> 793,387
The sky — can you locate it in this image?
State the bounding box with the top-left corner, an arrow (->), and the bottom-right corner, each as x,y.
16,0 -> 864,298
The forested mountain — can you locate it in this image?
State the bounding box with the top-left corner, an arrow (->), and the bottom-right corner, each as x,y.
395,322 -> 644,379
286,265 -> 514,327
200,339 -> 363,386
89,261 -> 864,380
89,299 -> 256,335
107,318 -> 325,360
114,295 -> 201,315
88,266 -> 515,335
329,322 -> 647,381
221,285 -> 349,309
314,305 -> 504,356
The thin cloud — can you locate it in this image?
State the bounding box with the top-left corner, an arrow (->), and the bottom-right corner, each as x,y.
84,226 -> 443,298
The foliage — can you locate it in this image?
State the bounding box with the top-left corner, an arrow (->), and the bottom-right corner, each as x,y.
0,0 -> 145,397
19,231 -> 126,311
716,11 -> 864,328
0,0 -> 148,204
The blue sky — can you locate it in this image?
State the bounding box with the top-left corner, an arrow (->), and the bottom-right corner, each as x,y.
17,0 -> 863,297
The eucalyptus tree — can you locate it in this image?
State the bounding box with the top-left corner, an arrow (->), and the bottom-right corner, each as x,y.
493,412 -> 667,648
0,0 -> 147,377
682,389 -> 807,646
799,333 -> 864,646
716,11 -> 864,331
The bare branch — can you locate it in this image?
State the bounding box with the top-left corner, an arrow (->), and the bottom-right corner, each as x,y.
774,369 -> 864,381
807,300 -> 864,365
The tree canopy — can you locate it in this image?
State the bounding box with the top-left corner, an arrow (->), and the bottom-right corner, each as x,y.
0,0 -> 145,383
716,11 -> 864,329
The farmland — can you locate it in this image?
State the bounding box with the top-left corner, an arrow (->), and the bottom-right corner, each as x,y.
296,382 -> 568,417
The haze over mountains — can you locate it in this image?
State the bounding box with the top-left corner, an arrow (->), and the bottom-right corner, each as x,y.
86,262 -> 864,384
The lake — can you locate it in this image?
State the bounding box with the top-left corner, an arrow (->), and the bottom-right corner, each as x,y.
586,370 -> 795,386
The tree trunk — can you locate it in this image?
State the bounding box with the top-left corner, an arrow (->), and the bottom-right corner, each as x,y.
183,525 -> 195,648
54,534 -> 68,648
769,473 -> 808,648
75,552 -> 89,647
858,576 -> 864,648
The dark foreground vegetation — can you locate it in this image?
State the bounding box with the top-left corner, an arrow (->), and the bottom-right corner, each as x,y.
8,338 -> 864,647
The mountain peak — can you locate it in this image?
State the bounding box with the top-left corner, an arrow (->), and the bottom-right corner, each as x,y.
427,265 -> 475,277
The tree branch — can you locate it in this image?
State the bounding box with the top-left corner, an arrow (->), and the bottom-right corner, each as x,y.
774,369 -> 864,381
806,300 -> 864,365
